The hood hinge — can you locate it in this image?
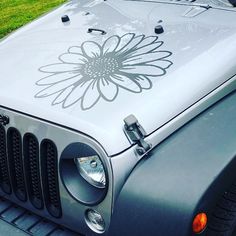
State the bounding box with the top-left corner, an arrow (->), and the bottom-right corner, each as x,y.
124,115 -> 152,155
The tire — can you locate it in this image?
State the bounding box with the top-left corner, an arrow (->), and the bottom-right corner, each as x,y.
207,183 -> 236,236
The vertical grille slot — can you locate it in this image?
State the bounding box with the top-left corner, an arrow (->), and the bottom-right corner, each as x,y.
7,128 -> 27,202
1,123 -> 62,218
23,133 -> 43,209
41,139 -> 62,218
0,125 -> 11,194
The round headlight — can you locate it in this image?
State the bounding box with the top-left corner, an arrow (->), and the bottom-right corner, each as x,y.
60,142 -> 108,204
75,155 -> 106,189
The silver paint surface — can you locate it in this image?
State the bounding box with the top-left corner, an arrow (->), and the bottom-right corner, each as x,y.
0,0 -> 236,155
0,107 -> 113,236
35,33 -> 172,110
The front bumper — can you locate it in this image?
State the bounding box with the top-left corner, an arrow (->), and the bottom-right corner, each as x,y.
0,196 -> 79,236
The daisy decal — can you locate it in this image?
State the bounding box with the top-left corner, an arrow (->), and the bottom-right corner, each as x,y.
35,33 -> 173,110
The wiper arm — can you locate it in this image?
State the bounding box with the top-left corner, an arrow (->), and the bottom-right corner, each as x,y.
209,0 -> 236,7
198,4 -> 212,9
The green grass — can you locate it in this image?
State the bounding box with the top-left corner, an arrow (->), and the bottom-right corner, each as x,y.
0,0 -> 67,39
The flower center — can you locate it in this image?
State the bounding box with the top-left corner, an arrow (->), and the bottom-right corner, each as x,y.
82,56 -> 119,79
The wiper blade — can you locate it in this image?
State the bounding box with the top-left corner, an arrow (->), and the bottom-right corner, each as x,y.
126,0 -> 235,7
200,0 -> 235,7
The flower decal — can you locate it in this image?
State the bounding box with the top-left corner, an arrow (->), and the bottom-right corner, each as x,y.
35,33 -> 173,110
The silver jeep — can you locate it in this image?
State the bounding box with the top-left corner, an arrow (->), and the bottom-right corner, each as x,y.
0,0 -> 236,235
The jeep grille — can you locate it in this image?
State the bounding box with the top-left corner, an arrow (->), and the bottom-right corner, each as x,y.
0,125 -> 62,218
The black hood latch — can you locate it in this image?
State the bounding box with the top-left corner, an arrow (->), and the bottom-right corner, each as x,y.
124,115 -> 151,156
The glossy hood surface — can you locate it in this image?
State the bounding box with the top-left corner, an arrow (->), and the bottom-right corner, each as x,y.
0,0 -> 236,155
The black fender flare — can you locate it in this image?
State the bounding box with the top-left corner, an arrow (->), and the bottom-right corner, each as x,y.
109,91 -> 236,236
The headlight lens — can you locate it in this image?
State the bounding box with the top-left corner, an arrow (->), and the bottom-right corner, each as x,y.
85,209 -> 105,233
75,155 -> 106,188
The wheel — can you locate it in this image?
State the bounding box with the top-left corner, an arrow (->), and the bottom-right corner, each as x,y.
207,183 -> 236,236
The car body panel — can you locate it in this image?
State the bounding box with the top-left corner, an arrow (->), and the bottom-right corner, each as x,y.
0,0 -> 236,157
1,1 -> 236,235
110,90 -> 236,236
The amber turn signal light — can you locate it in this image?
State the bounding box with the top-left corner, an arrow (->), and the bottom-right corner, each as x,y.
192,213 -> 207,234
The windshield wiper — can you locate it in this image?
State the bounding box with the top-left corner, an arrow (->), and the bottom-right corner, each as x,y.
127,0 -> 235,7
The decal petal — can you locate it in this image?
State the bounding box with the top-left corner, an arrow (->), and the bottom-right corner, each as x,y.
81,81 -> 100,110
39,63 -> 80,73
59,53 -> 88,64
36,33 -> 173,110
127,41 -> 163,57
103,36 -> 120,54
52,86 -> 74,105
36,72 -> 80,86
121,64 -> 166,76
68,46 -> 83,54
63,80 -> 92,108
135,36 -> 159,48
134,76 -> 152,89
110,74 -> 142,93
123,51 -> 172,65
35,76 -> 80,98
81,41 -> 101,58
98,78 -> 119,101
115,33 -> 135,52
117,35 -> 144,54
150,60 -> 173,70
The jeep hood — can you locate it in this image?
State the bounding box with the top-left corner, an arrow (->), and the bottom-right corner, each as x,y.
0,0 -> 236,156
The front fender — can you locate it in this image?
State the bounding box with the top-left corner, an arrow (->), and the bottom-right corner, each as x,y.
109,90 -> 236,236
